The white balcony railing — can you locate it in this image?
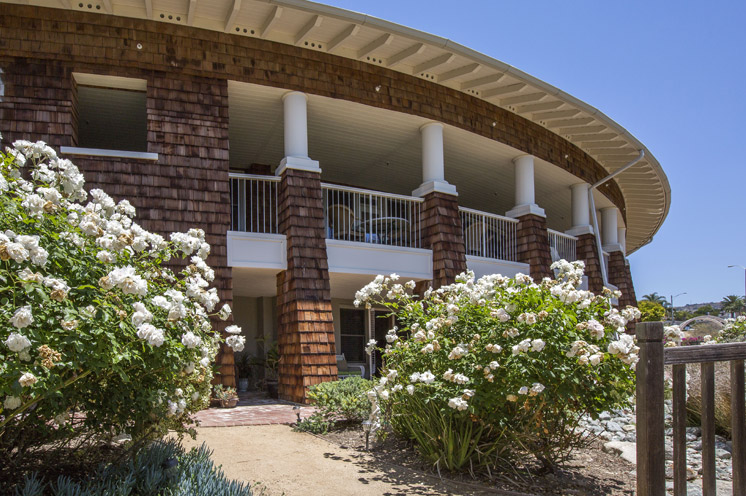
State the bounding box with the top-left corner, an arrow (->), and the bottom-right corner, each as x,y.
322,184 -> 423,249
548,229 -> 577,262
459,207 -> 518,262
230,173 -> 279,234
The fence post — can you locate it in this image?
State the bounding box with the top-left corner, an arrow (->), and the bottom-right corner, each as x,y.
636,321 -> 665,496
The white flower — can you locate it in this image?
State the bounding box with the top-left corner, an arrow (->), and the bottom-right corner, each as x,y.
97,250 -> 116,264
608,334 -> 636,355
518,386 -> 529,395
406,384 -> 415,395
226,335 -> 246,352
4,332 -> 31,352
365,339 -> 378,355
512,339 -> 531,355
409,372 -> 421,383
419,371 -> 435,384
586,319 -> 605,340
517,312 -> 537,325
225,325 -> 241,335
199,356 -> 211,369
491,308 -> 510,322
489,360 -> 499,370
448,344 -> 468,360
218,304 -> 232,320
19,372 -> 37,387
152,295 -> 170,310
531,339 -> 545,352
485,343 -> 502,353
137,323 -> 165,347
184,362 -> 196,374
448,397 -> 468,411
181,331 -> 202,349
131,302 -> 153,327
386,369 -> 398,381
4,395 -> 22,410
420,343 -> 434,354
9,306 -> 34,329
589,354 -> 603,366
529,383 -> 545,396
103,266 -> 147,296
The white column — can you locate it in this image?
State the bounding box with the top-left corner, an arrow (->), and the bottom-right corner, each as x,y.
276,91 -> 320,175
566,183 -> 593,236
601,207 -> 623,252
506,154 -> 545,218
412,122 -> 457,196
617,226 -> 627,255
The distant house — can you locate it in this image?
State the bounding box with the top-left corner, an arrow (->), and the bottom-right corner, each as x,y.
0,1 -> 670,403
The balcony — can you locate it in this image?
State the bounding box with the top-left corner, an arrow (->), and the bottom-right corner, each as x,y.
548,229 -> 578,263
227,174 -> 527,282
459,207 -> 526,278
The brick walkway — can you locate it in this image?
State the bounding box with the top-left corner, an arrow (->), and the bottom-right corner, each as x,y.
191,391 -> 316,427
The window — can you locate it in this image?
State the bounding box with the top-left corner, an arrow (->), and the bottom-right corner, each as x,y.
72,73 -> 147,152
339,308 -> 366,363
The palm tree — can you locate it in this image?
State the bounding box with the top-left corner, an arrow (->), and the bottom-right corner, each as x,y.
721,295 -> 745,317
641,292 -> 669,308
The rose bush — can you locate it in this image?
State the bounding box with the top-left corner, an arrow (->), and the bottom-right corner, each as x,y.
356,261 -> 640,471
717,316 -> 746,343
0,139 -> 244,469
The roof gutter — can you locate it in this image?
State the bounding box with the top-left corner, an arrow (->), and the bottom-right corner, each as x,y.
589,150 -> 645,286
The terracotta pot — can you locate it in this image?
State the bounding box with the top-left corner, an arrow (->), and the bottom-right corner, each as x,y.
219,397 -> 238,408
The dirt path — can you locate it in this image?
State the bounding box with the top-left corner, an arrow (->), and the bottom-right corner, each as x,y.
181,425 -> 509,496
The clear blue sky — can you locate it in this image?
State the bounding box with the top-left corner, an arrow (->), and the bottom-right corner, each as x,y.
327,0 -> 746,306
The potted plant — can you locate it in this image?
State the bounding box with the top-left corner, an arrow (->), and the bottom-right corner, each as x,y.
213,384 -> 239,408
235,352 -> 253,393
264,343 -> 280,399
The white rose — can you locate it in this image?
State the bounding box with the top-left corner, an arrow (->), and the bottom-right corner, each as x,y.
225,325 -> 242,335
226,335 -> 245,352
19,372 -> 37,387
181,331 -> 202,349
9,306 -> 34,329
218,304 -> 232,321
3,395 -> 22,410
4,332 -> 31,352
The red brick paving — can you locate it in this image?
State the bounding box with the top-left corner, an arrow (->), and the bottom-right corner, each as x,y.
191,391 -> 316,428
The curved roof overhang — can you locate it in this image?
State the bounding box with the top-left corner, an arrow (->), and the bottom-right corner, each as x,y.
4,0 -> 670,253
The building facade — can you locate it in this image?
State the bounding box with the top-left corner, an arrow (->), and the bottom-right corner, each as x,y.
0,1 -> 670,403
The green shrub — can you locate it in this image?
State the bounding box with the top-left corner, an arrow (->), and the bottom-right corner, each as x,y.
11,438 -> 253,495
637,300 -> 666,322
295,376 -> 373,433
0,140 -> 245,467
357,262 -> 639,472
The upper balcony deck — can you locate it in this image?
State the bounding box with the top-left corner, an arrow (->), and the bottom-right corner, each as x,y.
226,174 -> 584,292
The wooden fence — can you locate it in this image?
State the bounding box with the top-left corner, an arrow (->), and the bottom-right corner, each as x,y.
636,322 -> 746,495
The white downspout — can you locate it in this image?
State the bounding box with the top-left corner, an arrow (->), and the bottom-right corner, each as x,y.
589,150 -> 644,286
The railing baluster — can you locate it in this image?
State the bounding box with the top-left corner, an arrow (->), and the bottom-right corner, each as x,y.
732,359 -> 746,494
701,361 -> 716,496
672,364 -> 687,496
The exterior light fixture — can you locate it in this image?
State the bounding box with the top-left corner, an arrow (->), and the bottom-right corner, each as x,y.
375,85 -> 382,92
292,405 -> 301,423
136,43 -> 143,50
362,420 -> 373,450
491,121 -> 496,127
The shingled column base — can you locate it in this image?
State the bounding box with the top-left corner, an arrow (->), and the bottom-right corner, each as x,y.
276,168 -> 338,404
575,233 -> 604,293
417,191 -> 467,290
515,213 -> 552,281
608,250 -> 636,308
